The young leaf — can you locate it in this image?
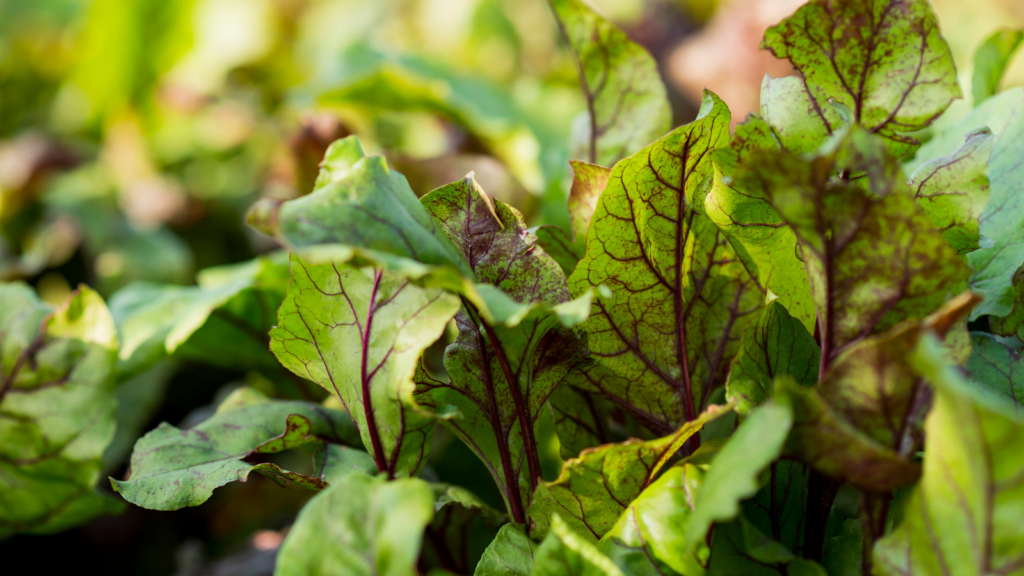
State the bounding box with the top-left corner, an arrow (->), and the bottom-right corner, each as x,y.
275,474 -> 434,576
600,464 -> 705,576
270,253 -> 460,478
0,284 -> 122,536
110,252 -> 290,378
726,301 -> 820,415
248,136 -> 467,274
761,0 -> 961,157
759,74 -> 842,156
533,514 -> 624,576
706,114 -> 815,330
110,398 -> 361,510
908,128 -> 995,255
972,28 -> 1024,105
416,177 -> 587,522
529,404 -> 729,542
474,524 -> 535,576
550,0 -> 671,166
967,333 -> 1024,416
708,515 -> 827,576
741,460 -> 809,556
874,334 -> 1024,575
567,90 -> 762,443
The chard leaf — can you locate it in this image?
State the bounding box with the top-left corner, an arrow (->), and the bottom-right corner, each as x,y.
529,404 -> 730,542
874,334 -> 1024,575
275,474 -> 434,576
731,126 -> 968,358
474,524 -> 535,576
248,136 -> 467,274
549,385 -> 642,460
599,464 -> 705,576
908,128 -> 994,255
533,514 -> 624,576
706,114 -> 815,330
110,252 -> 290,378
684,399 -> 794,556
550,0 -> 671,166
416,177 -> 588,522
425,484 -> 506,574
535,161 -> 612,277
110,395 -> 361,510
0,284 -> 122,537
567,91 -> 762,441
316,444 -> 378,483
725,301 -> 820,415
972,28 -> 1024,105
708,515 -> 827,576
966,332 -> 1024,416
759,74 -> 842,156
741,460 -> 809,556
761,0 -> 961,157
270,253 -> 460,478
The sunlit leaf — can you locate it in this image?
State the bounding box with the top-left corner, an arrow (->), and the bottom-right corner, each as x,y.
533,514 -> 624,576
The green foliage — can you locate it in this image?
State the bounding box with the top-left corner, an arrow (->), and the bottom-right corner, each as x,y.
972,29 -> 1024,105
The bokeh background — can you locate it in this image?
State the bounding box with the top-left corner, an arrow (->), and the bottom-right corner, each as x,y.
1,0 -> 1021,573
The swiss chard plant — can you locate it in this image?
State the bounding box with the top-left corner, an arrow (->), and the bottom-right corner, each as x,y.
4,0 -> 1024,574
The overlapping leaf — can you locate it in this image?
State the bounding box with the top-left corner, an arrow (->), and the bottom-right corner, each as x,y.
550,0 -> 671,167
567,90 -> 762,440
533,514 -> 624,576
972,28 -> 1024,105
270,253 -> 460,478
708,515 -> 826,576
535,161 -> 612,277
475,524 -> 535,576
111,391 -> 362,510
549,384 -> 639,460
275,474 -> 434,576
1,284 -> 122,537
424,484 -> 506,575
529,404 -> 729,542
967,333 -> 1024,416
761,0 -> 961,157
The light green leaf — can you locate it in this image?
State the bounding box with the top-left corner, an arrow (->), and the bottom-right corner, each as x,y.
0,284 -> 122,537
972,28 -> 1024,105
532,514 -> 624,576
567,90 -> 762,438
909,128 -> 994,255
874,333 -> 1024,575
706,114 -> 815,330
275,474 -> 434,576
726,301 -> 820,415
416,177 -> 587,522
529,404 -> 730,543
708,515 -> 827,576
967,332 -> 1024,416
317,444 -> 378,483
271,253 -> 460,478
551,0 -> 671,166
110,399 -> 360,510
475,524 -> 536,576
759,74 -> 842,156
761,0 -> 961,157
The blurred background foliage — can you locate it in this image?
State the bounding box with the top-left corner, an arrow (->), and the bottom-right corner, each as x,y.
1,0 -> 1021,573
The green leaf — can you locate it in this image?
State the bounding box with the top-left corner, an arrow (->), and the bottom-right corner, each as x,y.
474,524 -> 536,576
972,28 -> 1024,105
109,252 -> 290,378
741,460 -> 809,556
532,514 -> 624,576
425,484 -> 507,574
908,128 -> 995,255
821,519 -> 862,576
726,301 -> 820,415
549,385 -> 637,460
708,515 -> 827,576
567,90 -> 762,438
248,136 -> 468,274
275,474 -> 434,576
730,126 -> 968,357
529,404 -> 730,543
0,284 -> 124,537
874,333 -> 1024,575
967,332 -> 1024,416
534,161 -> 612,277
759,74 -> 842,156
415,177 -> 587,522
550,0 -> 671,166
102,360 -> 176,472
599,464 -> 705,576
988,266 -> 1024,341
270,253 -> 460,478
684,399 -> 794,556
761,0 -> 961,157
316,444 -> 379,483
706,114 -> 815,330
110,397 -> 361,510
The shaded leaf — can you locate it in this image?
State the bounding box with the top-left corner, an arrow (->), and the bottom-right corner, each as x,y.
549,385 -> 644,460
967,332 -> 1024,417
275,474 -> 434,576
972,28 -> 1024,105
567,90 -> 762,440
425,484 -> 507,575
271,253 -> 460,478
726,301 -> 820,415
316,444 -> 378,483
742,460 -> 810,556
111,398 -> 360,510
708,515 -> 827,576
551,0 -> 671,166
988,266 -> 1024,341
529,404 -> 729,542
821,519 -> 862,576
532,514 -> 624,576
0,284 -> 122,537
474,524 -> 535,576
761,0 -> 961,157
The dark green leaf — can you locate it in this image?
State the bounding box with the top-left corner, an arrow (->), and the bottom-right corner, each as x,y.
972,28 -> 1024,105
967,332 -> 1024,416
742,460 -> 809,556
708,515 -> 826,576
821,519 -> 862,576
474,524 -> 535,576
549,385 -> 642,460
